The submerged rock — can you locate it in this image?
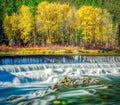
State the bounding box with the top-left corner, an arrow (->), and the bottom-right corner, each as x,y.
42,76 -> 105,97
51,76 -> 102,91
25,101 -> 33,105
6,95 -> 21,101
51,82 -> 58,90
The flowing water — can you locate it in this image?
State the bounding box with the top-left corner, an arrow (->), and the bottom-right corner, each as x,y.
0,55 -> 120,105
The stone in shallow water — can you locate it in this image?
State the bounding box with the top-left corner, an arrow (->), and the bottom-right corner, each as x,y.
6,95 -> 21,101
25,101 -> 33,105
51,82 -> 58,90
50,76 -> 103,92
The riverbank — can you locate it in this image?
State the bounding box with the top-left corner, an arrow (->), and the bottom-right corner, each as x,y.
0,46 -> 120,56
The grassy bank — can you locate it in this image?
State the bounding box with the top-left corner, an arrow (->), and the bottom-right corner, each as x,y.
0,46 -> 120,56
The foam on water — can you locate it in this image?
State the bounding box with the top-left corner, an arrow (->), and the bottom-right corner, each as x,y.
0,63 -> 120,86
0,56 -> 120,105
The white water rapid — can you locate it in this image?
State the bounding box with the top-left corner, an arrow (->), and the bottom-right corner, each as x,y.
0,56 -> 120,86
0,56 -> 120,105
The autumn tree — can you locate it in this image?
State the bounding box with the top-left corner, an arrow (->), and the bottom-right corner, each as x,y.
0,0 -> 18,44
76,6 -> 114,47
3,13 -> 19,46
56,3 -> 71,45
3,5 -> 33,46
103,0 -> 120,45
36,1 -> 71,45
18,5 -> 33,45
2,1 -> 118,48
36,1 -> 52,45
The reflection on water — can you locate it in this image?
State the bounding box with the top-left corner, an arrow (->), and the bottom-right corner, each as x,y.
0,55 -> 120,105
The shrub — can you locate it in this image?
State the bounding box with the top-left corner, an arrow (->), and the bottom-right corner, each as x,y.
102,50 -> 109,53
115,49 -> 120,53
64,48 -> 73,53
2,43 -> 6,49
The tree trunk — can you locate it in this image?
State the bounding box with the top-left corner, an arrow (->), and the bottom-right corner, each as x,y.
9,38 -> 14,46
33,22 -> 37,46
118,24 -> 120,45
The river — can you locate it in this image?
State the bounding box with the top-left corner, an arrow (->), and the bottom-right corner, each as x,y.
0,55 -> 120,105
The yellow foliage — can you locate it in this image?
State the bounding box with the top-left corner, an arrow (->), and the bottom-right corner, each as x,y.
3,13 -> 19,45
36,2 -> 62,32
18,5 -> 33,44
3,5 -> 33,45
3,2 -> 115,47
36,2 -> 71,44
76,6 -> 113,44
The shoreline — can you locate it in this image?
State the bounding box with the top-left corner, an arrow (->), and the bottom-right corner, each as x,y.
0,53 -> 120,57
0,46 -> 120,56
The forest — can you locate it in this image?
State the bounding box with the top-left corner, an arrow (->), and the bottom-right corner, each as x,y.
0,0 -> 120,49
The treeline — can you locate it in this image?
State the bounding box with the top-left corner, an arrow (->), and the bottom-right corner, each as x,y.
0,0 -> 120,48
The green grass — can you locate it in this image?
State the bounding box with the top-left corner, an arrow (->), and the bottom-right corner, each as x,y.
0,47 -> 120,56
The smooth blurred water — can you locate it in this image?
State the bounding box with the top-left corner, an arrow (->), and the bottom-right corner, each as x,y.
1,75 -> 120,105
0,55 -> 120,105
0,55 -> 120,65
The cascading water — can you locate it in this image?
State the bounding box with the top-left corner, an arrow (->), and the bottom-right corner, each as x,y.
0,55 -> 120,105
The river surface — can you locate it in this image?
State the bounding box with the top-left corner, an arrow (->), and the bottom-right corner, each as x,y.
0,55 -> 120,105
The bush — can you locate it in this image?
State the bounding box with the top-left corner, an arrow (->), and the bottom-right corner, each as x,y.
54,50 -> 64,54
64,48 -> 73,53
115,49 -> 120,53
102,50 -> 108,53
2,43 -> 6,49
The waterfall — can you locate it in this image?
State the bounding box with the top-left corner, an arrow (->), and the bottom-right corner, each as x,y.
0,55 -> 120,105
0,56 -> 120,85
0,55 -> 120,65
0,56 -> 120,86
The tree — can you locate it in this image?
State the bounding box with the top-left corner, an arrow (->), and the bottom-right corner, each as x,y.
103,0 -> 120,45
56,3 -> 71,45
36,1 -> 71,45
18,5 -> 33,45
22,0 -> 42,46
0,0 -> 18,45
2,0 -> 119,48
76,5 -> 114,47
3,13 -> 19,46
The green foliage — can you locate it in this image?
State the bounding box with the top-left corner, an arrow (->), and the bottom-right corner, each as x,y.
92,0 -> 96,6
102,50 -> 108,53
115,49 -> 120,53
1,0 -> 120,47
77,29 -> 83,39
3,5 -> 33,46
103,0 -> 120,44
99,0 -> 104,7
70,0 -> 103,8
1,43 -> 6,49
